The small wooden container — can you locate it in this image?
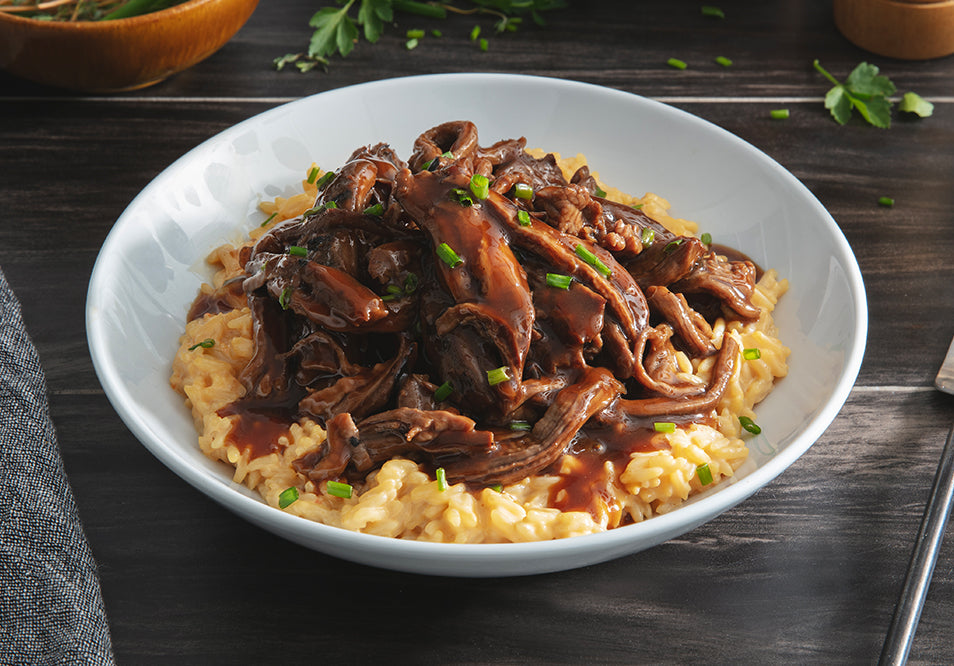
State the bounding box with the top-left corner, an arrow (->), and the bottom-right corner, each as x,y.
834,0 -> 954,60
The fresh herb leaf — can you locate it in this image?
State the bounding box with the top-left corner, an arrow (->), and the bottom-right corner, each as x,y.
899,92 -> 934,118
814,60 -> 901,129
281,0 -> 566,71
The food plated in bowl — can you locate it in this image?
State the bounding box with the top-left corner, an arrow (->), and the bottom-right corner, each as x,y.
87,74 -> 866,575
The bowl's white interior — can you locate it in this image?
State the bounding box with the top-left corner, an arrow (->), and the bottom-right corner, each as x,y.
86,74 -> 866,576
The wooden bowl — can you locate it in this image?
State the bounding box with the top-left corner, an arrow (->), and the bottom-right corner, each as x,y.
834,0 -> 954,60
0,0 -> 259,92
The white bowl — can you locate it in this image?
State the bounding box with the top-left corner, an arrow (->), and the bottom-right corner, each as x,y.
86,74 -> 867,577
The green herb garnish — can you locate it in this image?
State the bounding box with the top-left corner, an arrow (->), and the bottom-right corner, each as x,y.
436,467 -> 448,491
470,173 -> 490,200
574,244 -> 611,277
288,245 -> 308,257
700,232 -> 712,245
814,60 -> 897,128
715,55 -> 733,67
517,210 -> 532,226
696,463 -> 714,486
307,166 -> 320,184
701,5 -> 724,18
739,416 -> 762,435
315,170 -> 335,189
326,481 -> 353,499
742,348 -> 761,360
279,287 -> 292,310
437,242 -> 463,268
363,202 -> 385,216
898,92 -> 934,118
654,422 -> 676,433
513,183 -> 533,200
878,196 -> 895,207
278,486 -> 300,508
450,188 -> 474,207
667,57 -> 688,70
770,109 -> 790,120
261,212 -> 278,227
640,227 -> 655,245
546,273 -> 572,290
188,338 -> 215,351
433,381 -> 453,402
279,0 -> 566,71
509,421 -> 532,431
486,366 -> 511,386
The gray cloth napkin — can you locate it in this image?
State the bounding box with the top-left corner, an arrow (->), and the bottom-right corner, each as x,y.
0,267 -> 114,665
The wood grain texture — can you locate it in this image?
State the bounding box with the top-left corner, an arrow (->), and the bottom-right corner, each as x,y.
2,1 -> 953,663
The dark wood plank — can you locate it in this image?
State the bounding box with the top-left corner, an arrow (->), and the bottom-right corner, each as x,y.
2,0 -> 951,99
51,390 -> 954,663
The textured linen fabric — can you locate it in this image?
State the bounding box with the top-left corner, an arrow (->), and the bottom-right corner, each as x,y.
0,267 -> 114,665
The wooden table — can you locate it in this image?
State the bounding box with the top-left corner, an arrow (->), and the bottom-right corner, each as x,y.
2,1 -> 953,662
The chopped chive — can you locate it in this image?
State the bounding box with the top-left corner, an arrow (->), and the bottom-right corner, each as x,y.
640,227 -> 655,245
770,108 -> 790,120
450,188 -> 474,206
574,244 -> 612,277
431,28 -> 443,37
517,210 -> 531,226
386,284 -> 403,295
306,166 -> 320,184
631,203 -> 644,210
490,484 -> 503,492
406,38 -> 419,50
188,338 -> 215,351
479,38 -> 489,52
288,245 -> 308,257
739,415 -> 762,434
509,420 -> 532,431
701,5 -> 725,18
315,171 -> 335,189
667,57 -> 688,70
513,183 -> 533,200
279,287 -> 292,310
433,381 -> 453,402
441,150 -> 454,159
878,196 -> 895,207
363,202 -> 384,216
302,205 -> 323,216
324,200 -> 338,209
664,239 -> 683,253
406,28 -> 425,39
486,366 -> 511,386
594,186 -> 607,198
278,486 -> 299,508
470,24 -> 480,41
403,272 -> 419,294
654,422 -> 676,433
326,480 -> 353,499
381,293 -> 398,302
701,232 -> 713,245
546,273 -> 573,290
436,467 -> 448,491
696,463 -> 714,486
715,55 -> 733,67
437,242 -> 463,268
470,173 -> 490,200
742,347 -> 761,360
421,158 -> 435,171
261,211 -> 278,227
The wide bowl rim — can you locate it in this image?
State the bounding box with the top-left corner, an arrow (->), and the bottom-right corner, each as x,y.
86,73 -> 868,575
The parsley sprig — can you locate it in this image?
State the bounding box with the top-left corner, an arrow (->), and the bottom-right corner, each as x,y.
813,60 -> 934,129
275,0 -> 566,72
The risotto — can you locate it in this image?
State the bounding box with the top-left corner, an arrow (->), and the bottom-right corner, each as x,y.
170,121 -> 789,543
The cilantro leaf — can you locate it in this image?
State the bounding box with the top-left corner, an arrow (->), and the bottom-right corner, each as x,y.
824,86 -> 852,125
308,3 -> 357,59
851,93 -> 892,129
899,92 -> 935,118
844,62 -> 896,98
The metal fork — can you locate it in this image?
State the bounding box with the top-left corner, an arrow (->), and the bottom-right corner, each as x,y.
878,337 -> 954,665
